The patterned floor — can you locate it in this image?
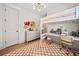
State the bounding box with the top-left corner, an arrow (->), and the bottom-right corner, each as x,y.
2,39 -> 74,56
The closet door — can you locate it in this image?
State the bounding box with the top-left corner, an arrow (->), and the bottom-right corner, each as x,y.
5,7 -> 19,47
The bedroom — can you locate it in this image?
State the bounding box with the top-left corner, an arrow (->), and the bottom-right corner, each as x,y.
0,3 -> 79,56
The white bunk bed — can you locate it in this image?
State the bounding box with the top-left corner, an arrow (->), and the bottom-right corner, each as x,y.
40,6 -> 79,55
40,6 -> 79,40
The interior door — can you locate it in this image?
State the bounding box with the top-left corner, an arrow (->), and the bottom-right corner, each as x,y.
5,7 -> 19,47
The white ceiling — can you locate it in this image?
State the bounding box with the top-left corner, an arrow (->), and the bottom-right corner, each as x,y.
6,3 -> 79,17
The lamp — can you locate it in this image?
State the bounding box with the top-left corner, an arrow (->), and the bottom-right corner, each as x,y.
33,3 -> 46,12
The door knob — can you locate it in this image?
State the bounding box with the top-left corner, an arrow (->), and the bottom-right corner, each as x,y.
16,30 -> 19,32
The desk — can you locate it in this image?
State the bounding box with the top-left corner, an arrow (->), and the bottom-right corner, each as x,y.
61,35 -> 79,55
43,33 -> 79,55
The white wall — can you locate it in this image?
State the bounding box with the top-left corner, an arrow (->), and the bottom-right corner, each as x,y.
46,20 -> 79,34
0,6 -> 2,49
18,9 -> 41,43
18,9 -> 26,43
47,4 -> 79,16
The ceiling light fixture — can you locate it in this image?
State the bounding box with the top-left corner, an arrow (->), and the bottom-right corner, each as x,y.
33,3 -> 46,12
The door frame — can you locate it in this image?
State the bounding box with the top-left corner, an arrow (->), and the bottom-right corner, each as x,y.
3,7 -> 19,48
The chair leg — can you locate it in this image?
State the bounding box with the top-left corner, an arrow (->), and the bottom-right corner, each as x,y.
59,48 -> 62,50
73,53 -> 77,56
65,47 -> 71,56
59,44 -> 64,50
71,50 -> 77,56
65,51 -> 70,55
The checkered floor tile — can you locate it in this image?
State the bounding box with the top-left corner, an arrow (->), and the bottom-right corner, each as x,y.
3,40 -> 74,56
